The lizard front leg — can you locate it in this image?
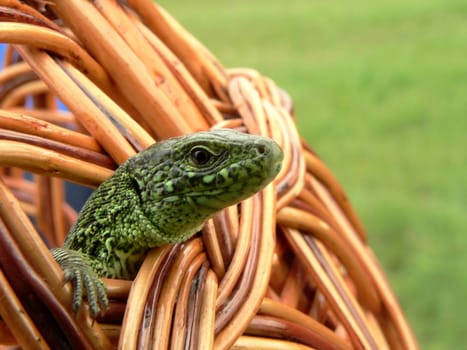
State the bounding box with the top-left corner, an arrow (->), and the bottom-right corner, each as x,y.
51,247 -> 109,318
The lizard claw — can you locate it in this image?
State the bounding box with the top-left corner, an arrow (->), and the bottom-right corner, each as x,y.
51,248 -> 109,318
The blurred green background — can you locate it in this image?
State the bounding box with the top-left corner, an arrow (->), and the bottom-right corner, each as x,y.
158,1 -> 466,349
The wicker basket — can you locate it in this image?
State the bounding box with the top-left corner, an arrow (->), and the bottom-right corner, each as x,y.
0,1 -> 418,349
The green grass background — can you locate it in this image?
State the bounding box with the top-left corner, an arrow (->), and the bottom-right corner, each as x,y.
158,1 -> 467,348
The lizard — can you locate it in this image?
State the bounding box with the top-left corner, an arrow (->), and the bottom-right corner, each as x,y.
51,128 -> 283,317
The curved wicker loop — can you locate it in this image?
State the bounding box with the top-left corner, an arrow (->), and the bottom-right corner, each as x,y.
127,0 -> 230,102
0,21 -> 109,84
0,1 -> 418,350
0,110 -> 102,151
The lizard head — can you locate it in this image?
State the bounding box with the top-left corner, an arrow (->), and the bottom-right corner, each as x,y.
127,128 -> 283,242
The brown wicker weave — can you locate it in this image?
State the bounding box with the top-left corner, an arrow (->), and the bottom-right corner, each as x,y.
0,1 -> 418,349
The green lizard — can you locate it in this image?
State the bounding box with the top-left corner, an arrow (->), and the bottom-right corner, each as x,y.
51,128 -> 283,317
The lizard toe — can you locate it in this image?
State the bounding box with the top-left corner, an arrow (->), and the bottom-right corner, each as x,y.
83,271 -> 108,318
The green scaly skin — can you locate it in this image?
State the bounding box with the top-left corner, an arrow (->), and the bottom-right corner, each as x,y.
51,128 -> 283,317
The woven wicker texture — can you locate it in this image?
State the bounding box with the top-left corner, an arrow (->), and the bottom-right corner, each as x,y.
0,1 -> 418,349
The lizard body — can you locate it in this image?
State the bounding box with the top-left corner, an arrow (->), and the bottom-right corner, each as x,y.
51,128 -> 283,316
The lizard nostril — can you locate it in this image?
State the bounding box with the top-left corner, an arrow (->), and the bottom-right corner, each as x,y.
256,144 -> 267,156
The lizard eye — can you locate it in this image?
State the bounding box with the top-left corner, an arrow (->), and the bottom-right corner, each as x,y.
190,147 -> 213,166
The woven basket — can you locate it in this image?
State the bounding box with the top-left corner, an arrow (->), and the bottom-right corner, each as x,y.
0,1 -> 418,349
